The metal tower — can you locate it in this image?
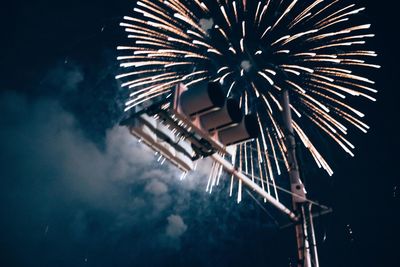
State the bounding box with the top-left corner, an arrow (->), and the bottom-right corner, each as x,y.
122,82 -> 325,266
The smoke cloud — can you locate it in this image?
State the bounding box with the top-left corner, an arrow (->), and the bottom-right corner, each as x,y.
0,88 -> 206,266
199,18 -> 214,31
241,60 -> 252,72
0,64 -> 281,267
166,214 -> 188,238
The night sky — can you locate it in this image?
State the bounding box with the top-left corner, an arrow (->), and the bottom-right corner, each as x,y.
1,0 -> 399,266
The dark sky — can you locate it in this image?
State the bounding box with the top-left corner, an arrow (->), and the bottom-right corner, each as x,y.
1,0 -> 399,266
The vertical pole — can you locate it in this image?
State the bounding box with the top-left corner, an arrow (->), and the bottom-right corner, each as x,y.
308,204 -> 320,267
281,90 -> 319,267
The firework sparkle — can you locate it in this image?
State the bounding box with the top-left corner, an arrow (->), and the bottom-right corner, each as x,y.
117,0 -> 379,194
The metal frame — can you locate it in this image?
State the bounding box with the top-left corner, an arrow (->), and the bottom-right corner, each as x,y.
281,89 -> 320,267
212,153 -> 297,220
212,89 -> 321,266
123,84 -> 322,267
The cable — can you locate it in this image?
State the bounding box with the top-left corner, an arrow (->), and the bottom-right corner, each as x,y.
245,189 -> 281,227
240,170 -> 330,210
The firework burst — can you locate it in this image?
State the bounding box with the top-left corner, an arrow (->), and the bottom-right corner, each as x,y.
117,0 -> 379,181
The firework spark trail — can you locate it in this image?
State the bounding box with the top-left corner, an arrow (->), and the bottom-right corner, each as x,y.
117,0 -> 379,198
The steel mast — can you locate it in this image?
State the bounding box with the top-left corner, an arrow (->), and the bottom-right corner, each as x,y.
281,89 -> 319,267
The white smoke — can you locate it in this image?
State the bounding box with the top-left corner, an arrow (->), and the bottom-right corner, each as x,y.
0,91 -> 211,249
145,180 -> 169,196
166,214 -> 188,238
241,60 -> 252,72
199,18 -> 214,32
